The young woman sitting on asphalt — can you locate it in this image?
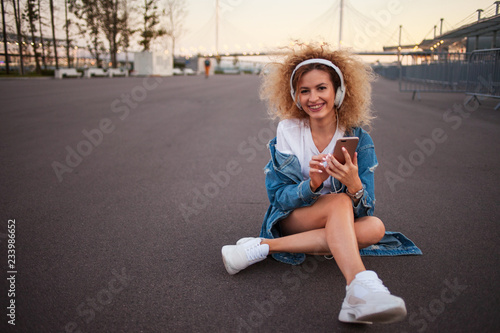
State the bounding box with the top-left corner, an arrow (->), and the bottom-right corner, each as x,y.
221,43 -> 407,325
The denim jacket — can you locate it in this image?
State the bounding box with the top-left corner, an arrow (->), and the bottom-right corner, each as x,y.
259,127 -> 379,265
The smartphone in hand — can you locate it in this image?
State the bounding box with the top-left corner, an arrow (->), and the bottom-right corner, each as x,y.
333,137 -> 359,164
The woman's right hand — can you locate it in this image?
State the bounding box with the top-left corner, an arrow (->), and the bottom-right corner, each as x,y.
309,154 -> 329,191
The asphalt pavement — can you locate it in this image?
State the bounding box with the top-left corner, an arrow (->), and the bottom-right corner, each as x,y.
0,74 -> 499,333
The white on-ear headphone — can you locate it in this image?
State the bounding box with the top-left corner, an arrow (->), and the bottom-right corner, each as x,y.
289,58 -> 345,110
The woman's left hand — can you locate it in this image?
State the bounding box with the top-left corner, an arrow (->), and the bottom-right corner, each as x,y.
323,147 -> 363,193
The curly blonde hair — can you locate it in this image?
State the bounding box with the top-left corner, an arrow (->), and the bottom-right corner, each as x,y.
260,43 -> 375,131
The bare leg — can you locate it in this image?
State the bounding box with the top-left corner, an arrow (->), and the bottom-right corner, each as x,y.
264,216 -> 385,255
353,216 -> 385,249
260,193 -> 385,284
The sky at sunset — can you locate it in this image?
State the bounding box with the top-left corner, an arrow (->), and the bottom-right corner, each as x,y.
175,0 -> 497,57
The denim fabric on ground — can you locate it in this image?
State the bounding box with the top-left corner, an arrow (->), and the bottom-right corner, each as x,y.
359,231 -> 422,256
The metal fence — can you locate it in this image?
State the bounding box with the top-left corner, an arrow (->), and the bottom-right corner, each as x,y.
465,48 -> 500,109
379,50 -> 500,108
372,65 -> 399,80
398,52 -> 469,100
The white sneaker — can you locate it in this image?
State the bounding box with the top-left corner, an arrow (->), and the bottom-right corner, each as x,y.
221,238 -> 269,275
338,270 -> 407,324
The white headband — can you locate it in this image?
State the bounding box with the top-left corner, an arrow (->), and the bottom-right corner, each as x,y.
289,58 -> 346,109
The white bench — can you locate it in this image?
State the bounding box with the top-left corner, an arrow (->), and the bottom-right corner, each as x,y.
107,68 -> 129,77
83,68 -> 108,78
54,68 -> 82,79
223,69 -> 241,74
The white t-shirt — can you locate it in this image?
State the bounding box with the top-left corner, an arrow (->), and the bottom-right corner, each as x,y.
276,118 -> 345,194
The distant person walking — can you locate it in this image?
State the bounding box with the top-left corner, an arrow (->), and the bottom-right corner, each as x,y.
204,59 -> 211,78
221,43 -> 408,325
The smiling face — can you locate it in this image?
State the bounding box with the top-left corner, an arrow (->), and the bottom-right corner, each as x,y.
297,69 -> 336,122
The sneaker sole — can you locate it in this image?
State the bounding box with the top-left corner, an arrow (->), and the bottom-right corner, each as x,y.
338,311 -> 373,324
356,306 -> 407,324
339,303 -> 407,324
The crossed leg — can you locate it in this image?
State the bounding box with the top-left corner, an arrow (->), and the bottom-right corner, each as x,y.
260,193 -> 385,284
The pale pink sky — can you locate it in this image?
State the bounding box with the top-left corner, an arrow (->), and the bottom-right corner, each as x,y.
176,0 -> 497,56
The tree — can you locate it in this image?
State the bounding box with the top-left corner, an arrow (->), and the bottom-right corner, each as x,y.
164,0 -> 187,56
74,0 -> 105,67
37,0 -> 46,69
139,0 -> 165,52
49,0 -> 58,69
100,0 -> 120,67
118,0 -> 136,69
25,0 -> 42,74
65,0 -> 74,67
11,0 -> 24,74
1,0 -> 10,74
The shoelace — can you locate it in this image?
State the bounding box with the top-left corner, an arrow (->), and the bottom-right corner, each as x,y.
359,277 -> 390,293
245,243 -> 266,262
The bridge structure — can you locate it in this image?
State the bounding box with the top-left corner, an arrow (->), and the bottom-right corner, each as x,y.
176,1 -> 500,61
176,0 -> 409,59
